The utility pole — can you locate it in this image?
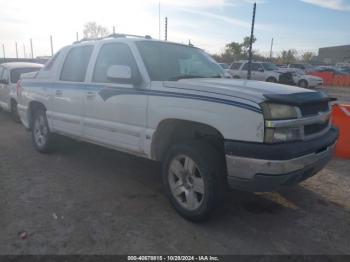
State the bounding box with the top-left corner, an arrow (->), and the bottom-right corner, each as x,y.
269,38 -> 274,60
50,35 -> 54,56
247,2 -> 256,80
23,44 -> 26,58
158,2 -> 161,40
76,32 -> 79,41
165,17 -> 168,41
30,39 -> 34,59
113,26 -> 116,34
15,42 -> 19,59
2,44 -> 5,59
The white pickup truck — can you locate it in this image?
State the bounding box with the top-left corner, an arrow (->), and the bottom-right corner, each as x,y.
17,35 -> 339,221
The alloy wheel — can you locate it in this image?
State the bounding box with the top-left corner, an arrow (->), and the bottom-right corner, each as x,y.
168,155 -> 205,211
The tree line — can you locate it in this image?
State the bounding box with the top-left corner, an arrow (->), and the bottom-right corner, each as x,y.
211,36 -> 316,65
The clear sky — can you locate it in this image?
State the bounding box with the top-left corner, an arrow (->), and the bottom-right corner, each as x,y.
0,0 -> 349,58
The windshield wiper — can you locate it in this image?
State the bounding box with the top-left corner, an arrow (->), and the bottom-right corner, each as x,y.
169,75 -> 206,81
169,74 -> 222,81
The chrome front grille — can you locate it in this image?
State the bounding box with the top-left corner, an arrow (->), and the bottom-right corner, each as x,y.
304,122 -> 330,136
299,102 -> 331,139
300,101 -> 329,117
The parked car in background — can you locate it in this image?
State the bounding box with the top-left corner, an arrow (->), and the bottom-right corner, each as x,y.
229,61 -> 294,84
312,66 -> 349,76
0,62 -> 43,121
290,69 -> 323,88
288,63 -> 314,73
275,64 -> 288,69
218,63 -> 230,70
218,63 -> 233,77
339,67 -> 350,74
335,62 -> 350,68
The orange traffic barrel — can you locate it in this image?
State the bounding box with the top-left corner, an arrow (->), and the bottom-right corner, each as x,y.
332,104 -> 350,159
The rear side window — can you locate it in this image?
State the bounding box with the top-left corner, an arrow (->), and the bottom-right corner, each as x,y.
230,63 -> 242,70
11,68 -> 41,83
1,69 -> 10,82
60,46 -> 93,82
92,43 -> 139,83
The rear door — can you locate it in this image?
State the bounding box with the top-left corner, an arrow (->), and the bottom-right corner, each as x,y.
83,42 -> 147,153
50,45 -> 94,136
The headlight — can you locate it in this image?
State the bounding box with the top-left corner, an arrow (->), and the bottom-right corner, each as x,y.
265,127 -> 303,143
261,103 -> 298,120
261,103 -> 301,143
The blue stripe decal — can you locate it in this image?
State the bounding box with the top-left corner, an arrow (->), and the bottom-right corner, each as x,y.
23,81 -> 262,113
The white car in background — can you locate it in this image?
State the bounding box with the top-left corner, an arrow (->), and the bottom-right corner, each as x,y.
0,62 -> 43,121
229,61 -> 291,83
292,69 -> 323,88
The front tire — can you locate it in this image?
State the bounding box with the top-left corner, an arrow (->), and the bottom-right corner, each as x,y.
31,108 -> 55,153
266,77 -> 277,83
298,80 -> 309,88
162,140 -> 226,222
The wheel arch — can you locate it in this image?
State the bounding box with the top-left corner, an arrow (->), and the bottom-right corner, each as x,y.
27,101 -> 47,130
151,119 -> 225,162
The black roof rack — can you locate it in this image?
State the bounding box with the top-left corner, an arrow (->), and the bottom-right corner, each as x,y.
73,33 -> 152,44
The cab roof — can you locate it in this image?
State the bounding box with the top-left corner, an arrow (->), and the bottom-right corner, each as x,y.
71,33 -> 198,50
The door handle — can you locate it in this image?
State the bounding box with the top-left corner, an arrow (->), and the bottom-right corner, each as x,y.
86,91 -> 95,99
55,90 -> 63,96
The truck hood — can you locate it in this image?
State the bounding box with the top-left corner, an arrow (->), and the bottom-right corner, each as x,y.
163,78 -> 319,104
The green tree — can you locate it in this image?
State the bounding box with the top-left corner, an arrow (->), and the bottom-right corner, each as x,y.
241,36 -> 257,57
301,51 -> 315,63
214,36 -> 257,63
83,22 -> 110,39
277,49 -> 298,64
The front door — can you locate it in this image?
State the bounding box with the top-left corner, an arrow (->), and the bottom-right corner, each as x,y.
83,42 -> 147,154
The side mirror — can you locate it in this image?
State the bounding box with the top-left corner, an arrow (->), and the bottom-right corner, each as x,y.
107,65 -> 139,85
0,79 -> 9,85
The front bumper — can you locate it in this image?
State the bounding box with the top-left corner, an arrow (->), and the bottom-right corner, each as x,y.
225,127 -> 339,192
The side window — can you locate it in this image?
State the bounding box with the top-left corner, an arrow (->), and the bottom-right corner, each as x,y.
242,63 -> 249,71
230,63 -> 242,70
60,46 -> 93,82
93,43 -> 139,83
10,68 -> 41,83
43,52 -> 60,71
2,69 -> 10,82
252,63 -> 263,71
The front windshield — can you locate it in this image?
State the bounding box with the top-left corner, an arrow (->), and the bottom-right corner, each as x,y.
262,63 -> 279,71
136,41 -> 225,81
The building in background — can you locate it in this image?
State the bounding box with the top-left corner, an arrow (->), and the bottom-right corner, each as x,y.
318,45 -> 350,64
